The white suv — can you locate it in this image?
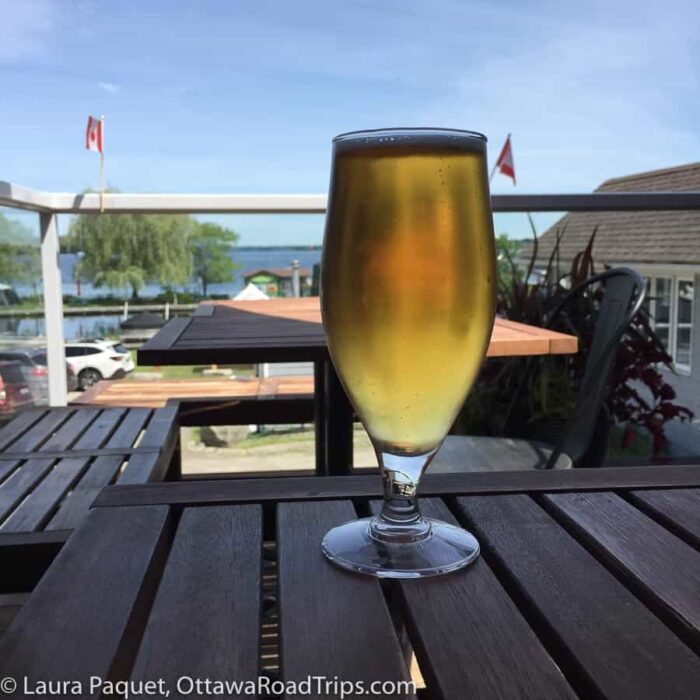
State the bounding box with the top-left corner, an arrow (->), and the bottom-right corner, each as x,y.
65,339 -> 135,390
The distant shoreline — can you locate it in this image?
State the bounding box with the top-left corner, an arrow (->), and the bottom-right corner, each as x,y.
60,244 -> 321,254
236,245 -> 321,251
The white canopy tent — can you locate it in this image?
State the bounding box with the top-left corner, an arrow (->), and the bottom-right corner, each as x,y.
233,283 -> 270,301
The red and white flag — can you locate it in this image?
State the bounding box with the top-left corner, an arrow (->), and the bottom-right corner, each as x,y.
494,134 -> 515,184
85,116 -> 103,153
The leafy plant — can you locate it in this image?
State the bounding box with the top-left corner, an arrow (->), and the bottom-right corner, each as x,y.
462,227 -> 692,458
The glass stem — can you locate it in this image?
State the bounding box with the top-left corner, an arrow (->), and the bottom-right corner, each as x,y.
370,449 -> 437,544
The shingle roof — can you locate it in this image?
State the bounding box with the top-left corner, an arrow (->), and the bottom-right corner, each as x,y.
520,162 -> 700,266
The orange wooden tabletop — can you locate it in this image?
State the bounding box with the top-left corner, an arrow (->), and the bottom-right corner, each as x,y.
203,297 -> 578,358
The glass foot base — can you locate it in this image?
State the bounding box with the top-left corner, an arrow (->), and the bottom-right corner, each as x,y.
321,516 -> 480,579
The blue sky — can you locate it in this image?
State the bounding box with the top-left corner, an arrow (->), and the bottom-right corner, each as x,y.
1,0 -> 699,243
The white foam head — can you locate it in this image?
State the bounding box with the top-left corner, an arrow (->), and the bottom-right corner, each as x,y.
333,127 -> 487,155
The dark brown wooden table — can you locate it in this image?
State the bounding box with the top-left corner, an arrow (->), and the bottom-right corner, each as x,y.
0,405 -> 179,595
138,298 -> 577,476
2,465 -> 699,699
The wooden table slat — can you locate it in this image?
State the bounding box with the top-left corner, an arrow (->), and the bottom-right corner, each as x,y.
0,409 -> 127,533
372,498 -> 575,700
0,505 -> 172,688
192,302 -> 216,316
0,408 -> 47,452
94,465 -> 700,509
627,488 -> 700,548
277,500 -> 411,692
454,494 -> 700,698
118,404 -> 179,484
72,407 -> 128,450
131,505 -> 262,684
37,407 -> 101,452
139,316 -> 190,351
0,459 -> 20,484
544,491 -> 700,650
2,407 -> 73,454
45,408 -> 153,531
1,457 -> 92,533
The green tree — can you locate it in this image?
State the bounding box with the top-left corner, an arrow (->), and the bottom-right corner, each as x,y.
496,233 -> 522,289
0,212 -> 37,245
191,222 -> 240,295
0,213 -> 41,294
68,211 -> 194,299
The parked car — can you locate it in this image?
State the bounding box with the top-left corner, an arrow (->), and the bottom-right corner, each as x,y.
66,339 -> 135,390
0,360 -> 35,421
0,349 -> 78,404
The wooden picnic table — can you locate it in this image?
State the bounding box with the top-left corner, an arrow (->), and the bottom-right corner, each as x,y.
139,298 -> 578,475
1,465 -> 699,699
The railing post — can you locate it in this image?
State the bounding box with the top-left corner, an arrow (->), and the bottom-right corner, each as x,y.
292,259 -> 301,298
40,212 -> 67,406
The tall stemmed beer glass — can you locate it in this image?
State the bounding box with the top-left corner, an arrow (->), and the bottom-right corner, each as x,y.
321,128 -> 496,578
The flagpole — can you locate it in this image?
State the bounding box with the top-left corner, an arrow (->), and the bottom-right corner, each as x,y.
489,133 -> 510,184
99,115 -> 105,213
490,133 -> 537,237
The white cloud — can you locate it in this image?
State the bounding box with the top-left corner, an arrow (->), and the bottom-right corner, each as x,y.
0,0 -> 57,63
98,81 -> 121,93
420,2 -> 700,193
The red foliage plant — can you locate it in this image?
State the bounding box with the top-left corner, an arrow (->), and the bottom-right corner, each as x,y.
491,226 -> 693,456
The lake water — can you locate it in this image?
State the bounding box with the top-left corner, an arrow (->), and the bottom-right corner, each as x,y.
1,314 -> 126,342
58,248 -> 322,298
5,248 -> 322,342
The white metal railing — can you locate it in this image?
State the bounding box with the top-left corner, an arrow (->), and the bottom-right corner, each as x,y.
2,180 -> 700,406
4,181 -> 700,214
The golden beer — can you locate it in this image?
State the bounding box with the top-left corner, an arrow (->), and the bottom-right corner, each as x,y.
322,131 -> 496,455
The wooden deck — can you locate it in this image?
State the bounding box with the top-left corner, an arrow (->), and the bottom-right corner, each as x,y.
72,376 -> 315,408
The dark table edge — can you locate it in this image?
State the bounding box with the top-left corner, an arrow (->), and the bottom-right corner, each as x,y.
137,345 -> 330,365
92,465 -> 700,509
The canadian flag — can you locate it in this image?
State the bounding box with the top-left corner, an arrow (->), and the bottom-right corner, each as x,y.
85,116 -> 103,153
494,134 -> 515,184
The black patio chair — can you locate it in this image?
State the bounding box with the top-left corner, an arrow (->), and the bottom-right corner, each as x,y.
431,267 -> 646,472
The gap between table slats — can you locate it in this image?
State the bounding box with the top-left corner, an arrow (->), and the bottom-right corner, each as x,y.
623,488 -> 700,550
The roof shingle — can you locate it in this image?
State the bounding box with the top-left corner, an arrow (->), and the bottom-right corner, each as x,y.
521,162 -> 700,265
